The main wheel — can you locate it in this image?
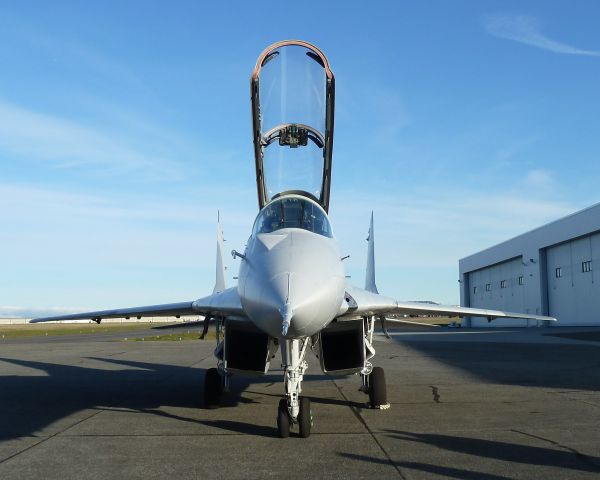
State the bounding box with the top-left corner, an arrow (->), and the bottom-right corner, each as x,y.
369,367 -> 387,408
277,399 -> 291,438
298,397 -> 312,438
204,368 -> 223,408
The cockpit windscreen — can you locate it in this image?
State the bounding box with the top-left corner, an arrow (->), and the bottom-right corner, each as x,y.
253,197 -> 333,238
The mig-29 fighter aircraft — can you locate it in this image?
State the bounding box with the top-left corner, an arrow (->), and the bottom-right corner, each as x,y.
33,40 -> 557,438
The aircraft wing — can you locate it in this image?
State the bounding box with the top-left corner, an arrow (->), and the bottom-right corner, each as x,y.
346,214 -> 556,324
340,285 -> 556,323
30,287 -> 245,323
31,217 -> 245,324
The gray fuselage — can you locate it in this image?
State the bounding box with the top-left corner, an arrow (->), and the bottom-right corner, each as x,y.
237,194 -> 346,339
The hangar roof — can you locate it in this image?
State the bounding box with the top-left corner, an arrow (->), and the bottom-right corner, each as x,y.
460,201 -> 600,273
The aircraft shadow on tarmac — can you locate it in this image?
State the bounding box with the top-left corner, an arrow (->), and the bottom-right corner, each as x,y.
0,356 -> 329,441
2,334 -> 600,445
388,334 -> 600,392
339,429 -> 600,477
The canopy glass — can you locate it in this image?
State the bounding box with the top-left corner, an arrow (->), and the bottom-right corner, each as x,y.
252,196 -> 333,238
251,41 -> 335,211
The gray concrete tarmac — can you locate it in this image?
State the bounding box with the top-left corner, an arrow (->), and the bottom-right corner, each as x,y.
1,325 -> 600,479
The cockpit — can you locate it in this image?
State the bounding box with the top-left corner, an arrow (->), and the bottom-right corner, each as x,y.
252,196 -> 333,238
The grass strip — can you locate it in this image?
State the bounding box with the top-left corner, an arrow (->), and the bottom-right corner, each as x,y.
1,322 -> 173,339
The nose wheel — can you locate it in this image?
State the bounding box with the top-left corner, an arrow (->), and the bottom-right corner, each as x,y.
298,396 -> 312,438
277,396 -> 312,438
277,399 -> 290,438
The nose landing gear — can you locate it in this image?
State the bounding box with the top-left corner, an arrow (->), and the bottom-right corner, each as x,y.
277,396 -> 312,438
277,337 -> 313,438
277,398 -> 291,438
298,396 -> 312,438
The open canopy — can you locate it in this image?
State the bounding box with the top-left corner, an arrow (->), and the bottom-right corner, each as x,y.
251,40 -> 335,212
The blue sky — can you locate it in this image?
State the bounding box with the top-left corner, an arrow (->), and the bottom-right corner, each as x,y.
1,1 -> 599,316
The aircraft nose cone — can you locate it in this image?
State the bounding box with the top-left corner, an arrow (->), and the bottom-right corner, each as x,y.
240,230 -> 345,339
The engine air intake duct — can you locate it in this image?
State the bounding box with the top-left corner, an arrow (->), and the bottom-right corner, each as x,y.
224,320 -> 270,373
318,320 -> 365,374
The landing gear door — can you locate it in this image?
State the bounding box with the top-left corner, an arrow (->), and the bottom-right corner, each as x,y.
251,40 -> 335,212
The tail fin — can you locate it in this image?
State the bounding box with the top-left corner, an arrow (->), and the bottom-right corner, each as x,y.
365,212 -> 378,294
213,212 -> 227,293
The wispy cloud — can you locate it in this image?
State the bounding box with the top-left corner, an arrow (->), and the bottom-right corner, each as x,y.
483,14 -> 600,57
0,12 -> 155,96
0,100 -> 184,180
524,168 -> 555,190
332,186 -> 577,271
0,183 -> 254,226
0,183 -> 255,271
336,80 -> 412,148
0,183 -> 256,309
494,135 -> 541,165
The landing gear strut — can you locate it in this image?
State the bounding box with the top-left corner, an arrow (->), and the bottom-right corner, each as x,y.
277,338 -> 313,438
360,316 -> 389,409
204,316 -> 231,408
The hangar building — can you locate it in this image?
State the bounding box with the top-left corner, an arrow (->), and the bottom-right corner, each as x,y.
459,202 -> 600,327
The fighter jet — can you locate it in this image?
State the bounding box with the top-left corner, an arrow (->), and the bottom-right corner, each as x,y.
32,40 -> 556,438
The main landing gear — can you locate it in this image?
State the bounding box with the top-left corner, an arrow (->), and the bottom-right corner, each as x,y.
367,366 -> 387,409
359,365 -> 388,409
204,367 -> 224,408
360,316 -> 389,409
277,338 -> 313,438
203,316 -> 229,408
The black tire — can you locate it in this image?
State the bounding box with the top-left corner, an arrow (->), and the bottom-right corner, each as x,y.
298,397 -> 312,438
277,399 -> 290,438
204,368 -> 222,408
369,367 -> 387,408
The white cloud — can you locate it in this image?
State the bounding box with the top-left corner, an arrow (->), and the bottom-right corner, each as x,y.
332,186 -> 577,271
0,101 -> 184,180
0,14 -> 155,96
524,169 -> 555,189
495,135 -> 542,164
0,184 -> 250,225
0,183 -> 257,309
0,183 -> 255,270
483,14 -> 600,57
336,79 -> 412,149
0,183 -> 581,312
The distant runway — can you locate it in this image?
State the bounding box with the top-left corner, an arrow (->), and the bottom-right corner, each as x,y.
1,325 -> 600,479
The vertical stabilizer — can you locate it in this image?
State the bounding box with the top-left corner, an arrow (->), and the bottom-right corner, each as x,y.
213,212 -> 227,293
365,212 -> 378,294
